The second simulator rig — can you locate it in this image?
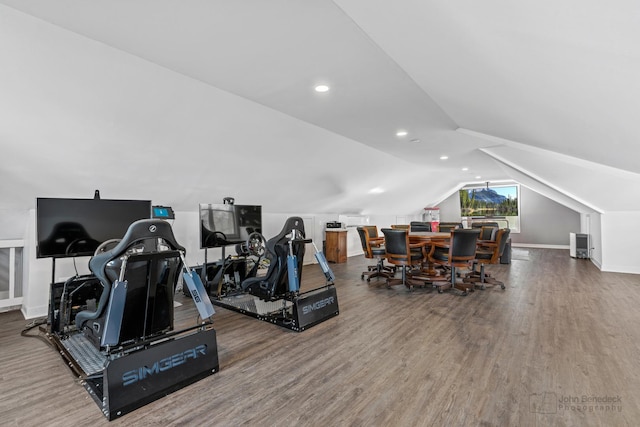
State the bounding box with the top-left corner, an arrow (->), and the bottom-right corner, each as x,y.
207,217 -> 339,332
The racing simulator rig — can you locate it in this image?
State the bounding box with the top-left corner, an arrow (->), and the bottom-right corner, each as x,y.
198,204 -> 339,332
38,197 -> 218,421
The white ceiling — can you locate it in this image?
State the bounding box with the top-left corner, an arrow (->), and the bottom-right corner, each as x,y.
1,0 -> 640,221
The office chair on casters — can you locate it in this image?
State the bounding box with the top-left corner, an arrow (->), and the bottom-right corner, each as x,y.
381,228 -> 431,291
428,229 -> 480,296
464,228 -> 511,290
242,217 -> 306,301
359,226 -> 383,272
357,226 -> 393,282
75,219 -> 185,349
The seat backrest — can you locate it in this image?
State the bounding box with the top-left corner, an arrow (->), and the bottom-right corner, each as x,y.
242,217 -> 306,300
479,226 -> 498,241
89,219 -> 184,287
111,250 -> 182,344
438,222 -> 463,232
495,228 -> 511,256
449,229 -> 481,262
382,228 -> 423,266
356,227 -> 372,258
364,225 -> 378,239
75,219 -> 185,347
381,228 -> 409,256
478,228 -> 511,264
410,221 -> 432,232
390,224 -> 410,230
471,221 -> 499,229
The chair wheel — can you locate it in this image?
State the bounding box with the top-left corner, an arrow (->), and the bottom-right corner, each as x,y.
461,291 -> 468,296
366,278 -> 370,282
361,275 -> 364,280
501,284 -> 506,290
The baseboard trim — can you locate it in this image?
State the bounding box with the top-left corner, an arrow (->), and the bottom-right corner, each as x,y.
511,243 -> 569,250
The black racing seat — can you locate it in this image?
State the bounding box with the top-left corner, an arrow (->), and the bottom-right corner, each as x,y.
241,217 -> 306,301
75,219 -> 185,349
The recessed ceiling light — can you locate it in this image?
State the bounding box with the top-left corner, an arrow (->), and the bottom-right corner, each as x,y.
396,130 -> 408,137
314,84 -> 330,93
462,167 -> 469,171
440,155 -> 448,160
475,175 -> 482,179
368,187 -> 385,194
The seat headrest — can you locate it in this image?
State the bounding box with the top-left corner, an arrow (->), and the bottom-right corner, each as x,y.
264,217 -> 305,258
89,219 -> 184,275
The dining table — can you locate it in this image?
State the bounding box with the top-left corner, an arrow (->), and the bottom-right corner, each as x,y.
408,231 -> 451,275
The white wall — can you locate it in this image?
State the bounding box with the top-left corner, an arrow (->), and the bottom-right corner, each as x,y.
582,212 -> 602,269
600,212 -> 640,274
513,187 -> 580,246
434,195 -> 461,223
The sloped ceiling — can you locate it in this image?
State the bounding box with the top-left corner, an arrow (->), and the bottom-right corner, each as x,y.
1,1 -> 639,227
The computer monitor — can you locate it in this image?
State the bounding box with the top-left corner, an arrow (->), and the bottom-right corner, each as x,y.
199,204 -> 262,248
36,197 -> 151,258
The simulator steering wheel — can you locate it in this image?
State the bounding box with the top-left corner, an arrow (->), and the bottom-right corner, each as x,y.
93,239 -> 121,256
204,231 -> 227,247
246,232 -> 266,258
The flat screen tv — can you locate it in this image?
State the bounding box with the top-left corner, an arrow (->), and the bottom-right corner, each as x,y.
459,184 -> 519,217
36,197 -> 151,258
199,204 -> 262,248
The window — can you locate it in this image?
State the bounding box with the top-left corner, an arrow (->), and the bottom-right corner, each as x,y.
459,183 -> 520,232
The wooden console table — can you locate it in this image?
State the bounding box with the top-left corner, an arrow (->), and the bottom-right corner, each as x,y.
325,229 -> 347,263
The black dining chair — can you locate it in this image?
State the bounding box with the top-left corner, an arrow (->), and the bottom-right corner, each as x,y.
428,229 -> 480,296
357,226 -> 394,282
381,228 -> 431,291
410,221 -> 432,232
465,228 -> 511,290
437,222 -> 463,232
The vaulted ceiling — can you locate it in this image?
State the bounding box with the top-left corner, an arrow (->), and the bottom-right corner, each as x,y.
1,0 -> 639,225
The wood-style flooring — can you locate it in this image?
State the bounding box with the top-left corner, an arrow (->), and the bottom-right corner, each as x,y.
1,248 -> 639,426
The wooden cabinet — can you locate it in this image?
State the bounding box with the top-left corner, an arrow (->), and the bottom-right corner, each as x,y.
325,230 -> 347,263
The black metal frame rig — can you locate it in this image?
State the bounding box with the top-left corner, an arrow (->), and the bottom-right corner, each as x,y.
47,273 -> 219,421
212,239 -> 339,332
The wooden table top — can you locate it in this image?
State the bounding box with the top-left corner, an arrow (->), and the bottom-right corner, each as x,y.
408,232 -> 450,241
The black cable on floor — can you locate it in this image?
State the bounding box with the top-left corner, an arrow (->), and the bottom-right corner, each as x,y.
20,317 -> 54,349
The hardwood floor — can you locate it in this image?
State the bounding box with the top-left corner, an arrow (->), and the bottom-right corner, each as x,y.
1,248 -> 639,426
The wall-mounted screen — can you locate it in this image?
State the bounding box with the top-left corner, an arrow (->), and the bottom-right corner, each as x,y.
199,204 -> 262,248
36,198 -> 151,258
459,184 -> 519,217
